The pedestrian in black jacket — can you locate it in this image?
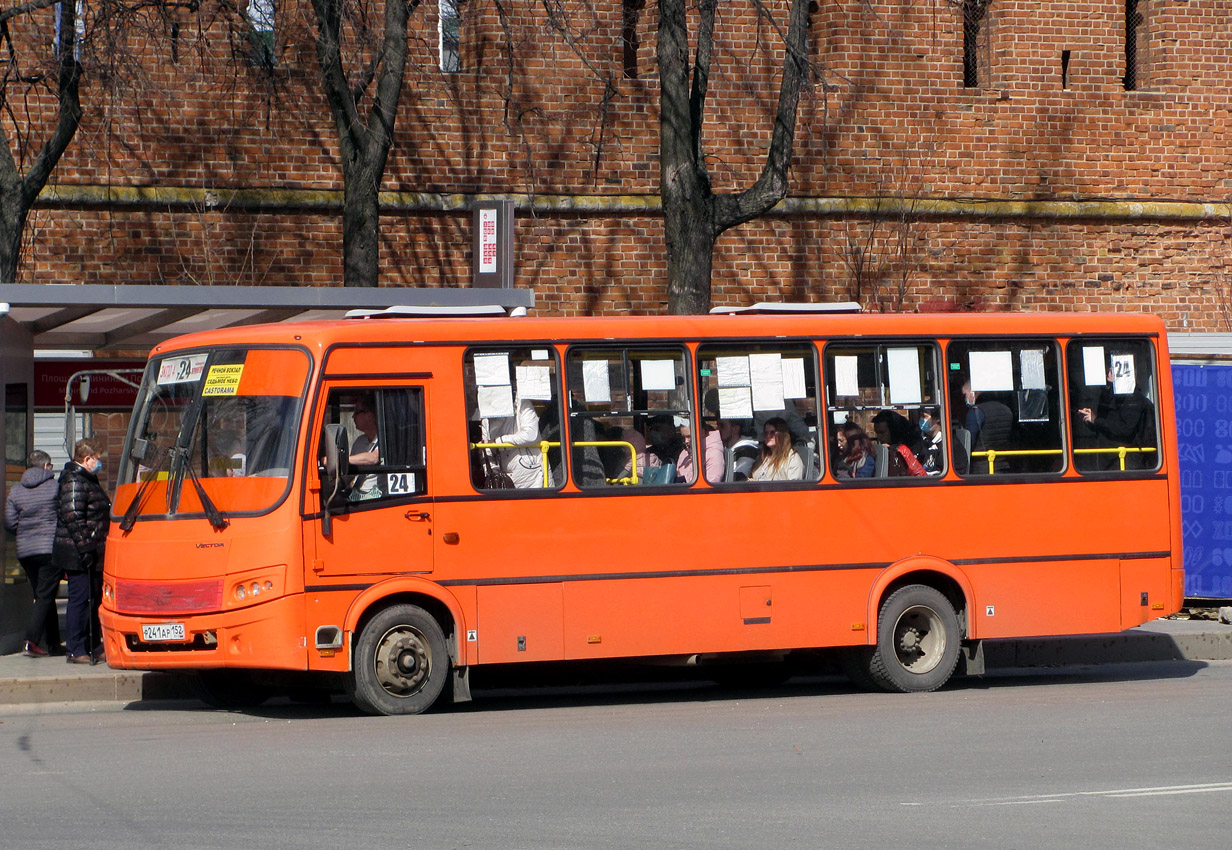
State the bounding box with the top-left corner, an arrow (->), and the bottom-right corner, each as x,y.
4,450 -> 61,657
54,439 -> 111,664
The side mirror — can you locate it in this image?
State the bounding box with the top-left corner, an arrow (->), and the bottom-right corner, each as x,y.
319,425 -> 351,537
321,424 -> 351,478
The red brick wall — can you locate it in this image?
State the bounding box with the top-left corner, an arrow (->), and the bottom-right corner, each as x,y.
9,0 -> 1232,327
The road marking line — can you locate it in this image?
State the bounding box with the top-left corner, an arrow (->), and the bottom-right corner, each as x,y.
903,781 -> 1232,807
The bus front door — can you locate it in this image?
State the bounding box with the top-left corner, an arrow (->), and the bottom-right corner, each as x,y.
308,383 -> 434,578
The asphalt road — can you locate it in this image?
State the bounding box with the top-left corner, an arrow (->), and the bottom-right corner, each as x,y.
2,661 -> 1230,849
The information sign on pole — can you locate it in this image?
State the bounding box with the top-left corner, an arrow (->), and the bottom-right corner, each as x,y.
472,199 -> 515,289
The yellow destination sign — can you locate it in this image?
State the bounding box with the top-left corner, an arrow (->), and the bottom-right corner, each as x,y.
201,364 -> 245,396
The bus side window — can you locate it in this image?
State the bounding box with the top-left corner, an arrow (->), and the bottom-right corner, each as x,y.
565,347 -> 694,488
1066,338 -> 1159,473
464,347 -> 563,491
824,343 -> 943,480
320,387 -> 427,507
696,343 -> 821,483
947,340 -> 1064,476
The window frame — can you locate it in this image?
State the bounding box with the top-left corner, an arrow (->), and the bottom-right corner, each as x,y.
1065,335 -> 1162,476
564,343 -> 695,490
945,337 -> 1067,479
695,339 -> 823,486
822,338 -> 945,485
318,384 -> 429,513
463,344 -> 565,495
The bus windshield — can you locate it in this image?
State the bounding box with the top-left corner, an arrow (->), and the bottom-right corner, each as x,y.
116,347 -> 310,518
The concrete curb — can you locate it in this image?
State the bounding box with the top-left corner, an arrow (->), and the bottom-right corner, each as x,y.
1,620 -> 1229,708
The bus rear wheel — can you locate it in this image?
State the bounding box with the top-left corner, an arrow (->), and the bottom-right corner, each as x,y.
868,584 -> 961,693
347,604 -> 449,716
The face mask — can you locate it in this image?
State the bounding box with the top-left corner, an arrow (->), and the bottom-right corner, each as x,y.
919,419 -> 932,439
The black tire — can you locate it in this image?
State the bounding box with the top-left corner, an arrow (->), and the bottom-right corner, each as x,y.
191,670 -> 273,709
868,584 -> 961,693
346,604 -> 450,716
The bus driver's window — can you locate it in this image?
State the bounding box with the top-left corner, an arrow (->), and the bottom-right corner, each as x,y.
320,388 -> 427,506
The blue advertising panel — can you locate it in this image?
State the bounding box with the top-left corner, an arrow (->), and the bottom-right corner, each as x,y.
1172,361 -> 1232,600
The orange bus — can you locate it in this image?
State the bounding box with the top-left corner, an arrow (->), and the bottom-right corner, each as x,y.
99,308 -> 1182,714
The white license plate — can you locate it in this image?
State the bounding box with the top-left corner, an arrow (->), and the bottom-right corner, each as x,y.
141,623 -> 187,642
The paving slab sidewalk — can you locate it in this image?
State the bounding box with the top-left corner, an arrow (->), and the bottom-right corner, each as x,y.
0,618 -> 1229,708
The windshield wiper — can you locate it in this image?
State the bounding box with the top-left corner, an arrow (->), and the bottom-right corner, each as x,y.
119,442 -> 170,533
180,450 -> 230,531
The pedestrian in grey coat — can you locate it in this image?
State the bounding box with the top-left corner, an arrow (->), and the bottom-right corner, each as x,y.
4,450 -> 61,656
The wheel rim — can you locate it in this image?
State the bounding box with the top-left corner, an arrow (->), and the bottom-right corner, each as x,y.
892,604 -> 946,675
372,625 -> 432,699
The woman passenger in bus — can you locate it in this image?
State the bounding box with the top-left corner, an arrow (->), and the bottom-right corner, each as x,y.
481,396 -> 545,488
834,422 -> 875,479
750,417 -> 804,481
872,410 -> 926,477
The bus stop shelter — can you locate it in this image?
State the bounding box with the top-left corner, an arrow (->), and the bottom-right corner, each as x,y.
0,283 -> 534,653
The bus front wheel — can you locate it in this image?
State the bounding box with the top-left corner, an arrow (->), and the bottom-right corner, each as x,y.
347,604 -> 450,716
868,584 -> 961,693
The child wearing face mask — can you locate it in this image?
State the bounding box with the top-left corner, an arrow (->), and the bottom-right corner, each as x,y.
916,408 -> 945,475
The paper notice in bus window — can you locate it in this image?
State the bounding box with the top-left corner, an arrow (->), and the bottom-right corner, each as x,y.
887,348 -> 922,405
583,360 -> 611,403
515,365 -> 553,401
1019,349 -> 1047,390
1083,346 -> 1106,386
531,349 -> 550,361
781,358 -> 807,399
474,353 -> 510,386
1111,354 -> 1136,394
640,359 -> 677,392
157,353 -> 207,386
717,356 -> 750,388
719,387 -> 753,420
478,384 -> 515,418
968,350 -> 1014,393
834,356 -> 860,397
750,353 -> 785,411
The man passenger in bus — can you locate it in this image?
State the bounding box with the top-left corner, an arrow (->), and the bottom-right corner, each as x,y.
481,396 -> 545,488
751,417 -> 804,481
717,418 -> 759,482
872,410 -> 926,477
834,421 -> 875,479
962,381 -> 1013,459
1077,367 -> 1156,470
916,408 -> 945,475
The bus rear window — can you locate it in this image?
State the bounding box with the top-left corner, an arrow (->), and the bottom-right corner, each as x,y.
1067,338 -> 1160,473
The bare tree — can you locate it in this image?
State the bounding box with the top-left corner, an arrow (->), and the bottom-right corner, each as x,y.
0,0 -> 83,283
658,0 -> 811,314
309,0 -> 420,286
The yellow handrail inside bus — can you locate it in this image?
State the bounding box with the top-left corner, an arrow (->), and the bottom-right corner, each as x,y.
1072,446 -> 1157,472
469,439 -> 640,486
972,446 -> 1156,473
573,441 -> 639,485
